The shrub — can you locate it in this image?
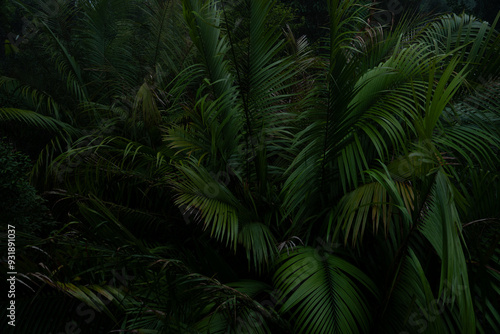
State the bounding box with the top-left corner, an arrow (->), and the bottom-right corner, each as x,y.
0,138 -> 55,235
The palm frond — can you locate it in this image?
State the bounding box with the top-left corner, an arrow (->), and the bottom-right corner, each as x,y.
419,171 -> 475,333
273,246 -> 377,334
333,179 -> 414,246
0,107 -> 75,133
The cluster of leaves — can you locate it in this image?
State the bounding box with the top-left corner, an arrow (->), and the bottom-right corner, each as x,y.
1,0 -> 500,333
0,138 -> 54,235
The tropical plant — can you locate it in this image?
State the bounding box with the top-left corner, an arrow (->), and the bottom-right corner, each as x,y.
1,0 -> 500,333
0,138 -> 55,234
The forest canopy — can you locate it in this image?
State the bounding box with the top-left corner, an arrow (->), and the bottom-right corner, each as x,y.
1,0 -> 500,333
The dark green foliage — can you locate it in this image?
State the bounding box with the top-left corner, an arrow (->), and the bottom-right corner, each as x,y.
0,138 -> 54,235
281,0 -> 329,41
1,0 -> 500,333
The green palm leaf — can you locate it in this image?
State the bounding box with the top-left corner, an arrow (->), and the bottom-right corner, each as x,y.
273,246 -> 377,333
419,171 -> 475,333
